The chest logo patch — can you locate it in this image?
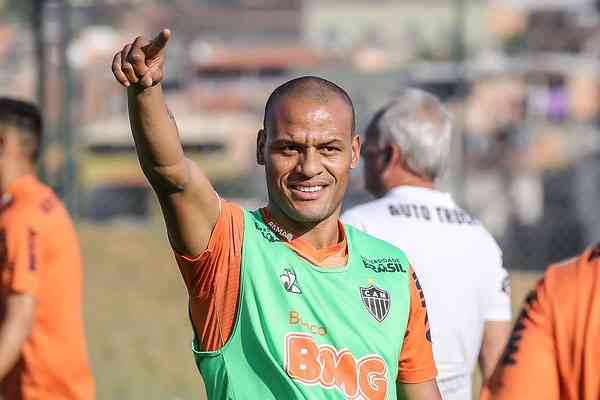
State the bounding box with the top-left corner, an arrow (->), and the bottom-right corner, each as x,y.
281,268 -> 302,294
361,256 -> 407,273
360,286 -> 390,322
285,333 -> 388,399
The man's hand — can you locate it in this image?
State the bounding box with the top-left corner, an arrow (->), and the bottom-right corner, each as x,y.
112,29 -> 171,89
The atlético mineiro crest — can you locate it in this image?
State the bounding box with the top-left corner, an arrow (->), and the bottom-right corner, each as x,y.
360,285 -> 390,322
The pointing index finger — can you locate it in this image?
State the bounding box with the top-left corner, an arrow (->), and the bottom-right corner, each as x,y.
144,29 -> 171,58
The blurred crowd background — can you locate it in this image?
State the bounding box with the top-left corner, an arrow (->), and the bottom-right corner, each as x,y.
1,0 -> 599,398
2,0 -> 600,269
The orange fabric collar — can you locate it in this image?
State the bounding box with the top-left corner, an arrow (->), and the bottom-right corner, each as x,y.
260,207 -> 348,265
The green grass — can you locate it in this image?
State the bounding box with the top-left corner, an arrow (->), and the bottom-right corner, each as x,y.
80,221 -> 206,400
79,221 -> 541,400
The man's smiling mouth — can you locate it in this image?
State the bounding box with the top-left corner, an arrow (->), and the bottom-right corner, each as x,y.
292,185 -> 324,193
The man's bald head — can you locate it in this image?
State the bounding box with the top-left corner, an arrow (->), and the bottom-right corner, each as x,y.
263,76 -> 356,135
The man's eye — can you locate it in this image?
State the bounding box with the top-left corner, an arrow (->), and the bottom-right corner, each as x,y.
322,146 -> 338,153
282,145 -> 300,153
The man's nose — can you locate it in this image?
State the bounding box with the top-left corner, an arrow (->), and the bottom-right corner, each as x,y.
297,148 -> 323,178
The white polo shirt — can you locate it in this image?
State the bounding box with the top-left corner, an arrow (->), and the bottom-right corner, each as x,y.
342,186 -> 511,400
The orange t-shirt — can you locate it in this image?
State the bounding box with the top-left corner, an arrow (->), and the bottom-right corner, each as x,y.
0,175 -> 95,400
175,201 -> 437,384
481,244 -> 600,400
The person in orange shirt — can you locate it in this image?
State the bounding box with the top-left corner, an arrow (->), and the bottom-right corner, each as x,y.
0,98 -> 95,399
481,243 -> 600,400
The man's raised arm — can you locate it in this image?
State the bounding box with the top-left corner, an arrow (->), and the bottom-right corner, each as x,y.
112,29 -> 219,256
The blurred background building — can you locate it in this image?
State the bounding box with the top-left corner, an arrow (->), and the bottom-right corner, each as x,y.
2,0 -> 600,270
2,0 -> 600,269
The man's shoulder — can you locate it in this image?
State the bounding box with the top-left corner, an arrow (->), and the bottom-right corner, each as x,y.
225,202 -> 276,242
1,196 -> 38,225
342,198 -> 390,228
470,223 -> 502,255
0,204 -> 43,246
536,247 -> 599,319
545,245 -> 600,290
441,197 -> 502,256
344,197 -> 389,216
346,223 -> 409,261
2,188 -> 69,231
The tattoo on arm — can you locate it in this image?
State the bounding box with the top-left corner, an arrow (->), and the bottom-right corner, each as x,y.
167,107 -> 175,121
166,107 -> 179,133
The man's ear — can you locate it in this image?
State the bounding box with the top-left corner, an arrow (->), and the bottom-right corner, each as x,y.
256,129 -> 266,165
383,144 -> 401,174
350,134 -> 361,169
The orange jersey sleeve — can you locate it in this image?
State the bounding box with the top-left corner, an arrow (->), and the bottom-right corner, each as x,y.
481,277 -> 559,400
483,245 -> 600,400
397,266 -> 437,384
174,201 -> 244,352
1,215 -> 39,295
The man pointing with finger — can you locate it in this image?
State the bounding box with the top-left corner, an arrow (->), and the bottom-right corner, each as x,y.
112,30 -> 442,400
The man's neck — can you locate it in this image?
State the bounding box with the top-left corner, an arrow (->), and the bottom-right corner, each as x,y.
266,203 -> 342,249
386,174 -> 434,193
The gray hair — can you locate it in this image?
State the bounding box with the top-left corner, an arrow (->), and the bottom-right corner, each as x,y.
376,89 -> 452,180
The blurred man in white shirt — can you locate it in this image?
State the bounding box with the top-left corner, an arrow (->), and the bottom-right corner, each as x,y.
342,89 -> 511,400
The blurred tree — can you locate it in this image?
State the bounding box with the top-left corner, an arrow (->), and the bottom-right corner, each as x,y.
503,32 -> 527,54
3,0 -> 34,22
1,0 -> 48,182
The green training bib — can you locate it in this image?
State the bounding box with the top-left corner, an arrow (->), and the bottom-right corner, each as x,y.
193,209 -> 412,400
